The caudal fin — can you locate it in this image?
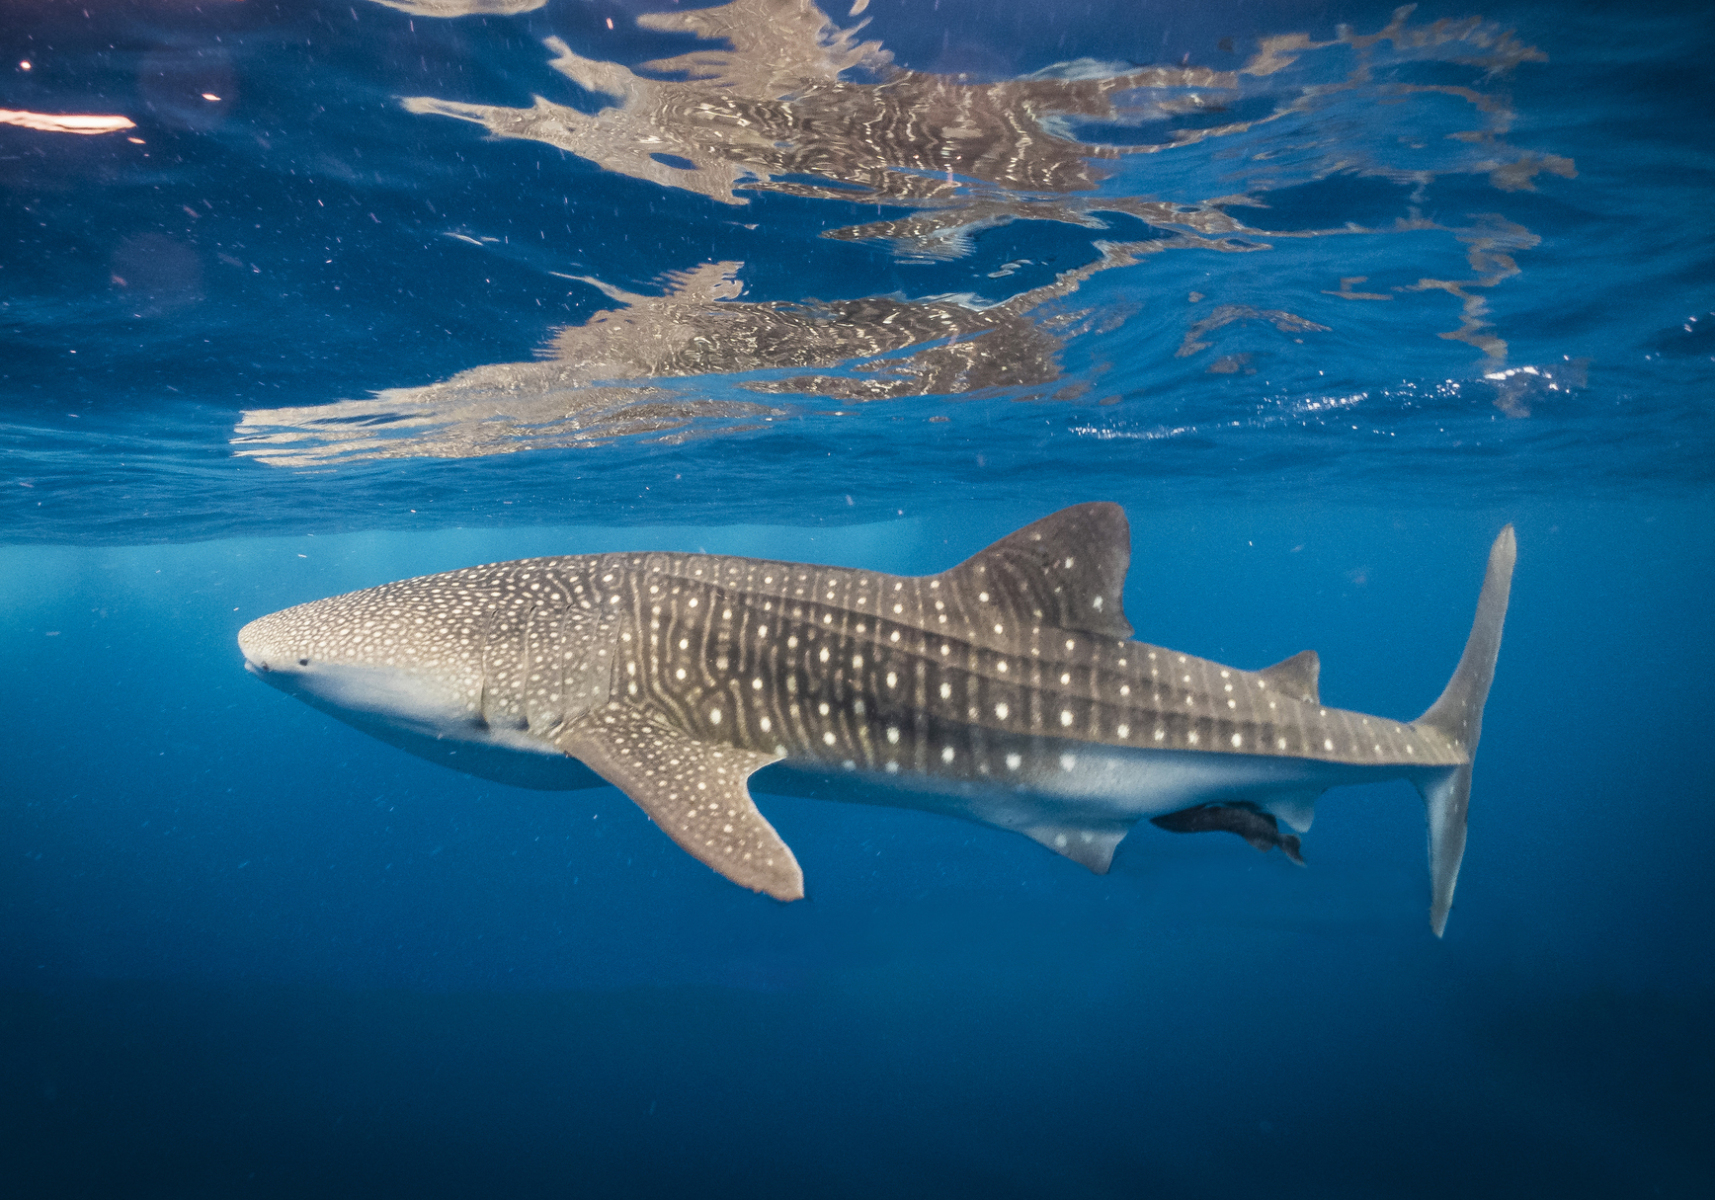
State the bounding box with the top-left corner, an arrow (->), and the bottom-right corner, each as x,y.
1412,526 -> 1516,937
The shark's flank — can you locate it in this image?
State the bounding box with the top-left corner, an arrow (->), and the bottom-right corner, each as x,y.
238,504 -> 1514,934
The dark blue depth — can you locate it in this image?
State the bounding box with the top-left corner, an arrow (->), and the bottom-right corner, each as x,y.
2,0 -> 1713,1196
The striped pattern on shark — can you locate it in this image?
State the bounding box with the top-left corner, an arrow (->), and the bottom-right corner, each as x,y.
238,504 -> 1514,935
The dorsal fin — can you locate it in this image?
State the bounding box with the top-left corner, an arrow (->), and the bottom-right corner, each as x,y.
1258,649 -> 1319,703
936,503 -> 1133,639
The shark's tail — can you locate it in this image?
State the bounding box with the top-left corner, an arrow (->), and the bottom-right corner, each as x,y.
1411,526 -> 1517,937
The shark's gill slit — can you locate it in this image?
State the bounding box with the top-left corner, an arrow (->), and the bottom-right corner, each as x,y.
475,603 -> 498,728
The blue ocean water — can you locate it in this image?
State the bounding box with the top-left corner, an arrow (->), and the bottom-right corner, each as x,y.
3,1 -> 1712,1196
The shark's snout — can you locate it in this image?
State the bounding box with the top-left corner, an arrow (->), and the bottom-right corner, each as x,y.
237,620 -> 266,670
237,618 -> 269,671
237,615 -> 309,678
237,602 -> 490,741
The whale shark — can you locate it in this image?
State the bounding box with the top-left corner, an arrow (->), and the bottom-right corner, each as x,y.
238,504 -> 1514,934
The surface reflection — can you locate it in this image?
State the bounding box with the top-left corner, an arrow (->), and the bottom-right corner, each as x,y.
236,237 -> 1257,463
402,8 -> 1247,259
0,109 -> 135,134
397,0 -> 1551,258
370,0 -> 548,14
238,1 -> 1564,463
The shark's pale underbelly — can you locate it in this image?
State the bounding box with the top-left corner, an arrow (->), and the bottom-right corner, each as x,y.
315,688 -> 1443,830
760,736 -> 1443,828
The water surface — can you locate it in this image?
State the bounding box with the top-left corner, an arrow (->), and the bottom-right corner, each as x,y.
2,1 -> 1712,1195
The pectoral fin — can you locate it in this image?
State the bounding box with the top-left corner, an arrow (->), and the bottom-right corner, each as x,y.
558,708 -> 804,901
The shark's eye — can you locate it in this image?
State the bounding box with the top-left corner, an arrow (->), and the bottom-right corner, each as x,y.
298,657 -> 310,666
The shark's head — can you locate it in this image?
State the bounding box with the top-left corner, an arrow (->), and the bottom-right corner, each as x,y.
238,590 -> 485,741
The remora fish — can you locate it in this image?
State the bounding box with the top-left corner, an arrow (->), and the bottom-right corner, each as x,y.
238,505 -> 1514,934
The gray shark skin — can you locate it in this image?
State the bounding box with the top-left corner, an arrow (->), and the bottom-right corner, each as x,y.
238,505 -> 1514,935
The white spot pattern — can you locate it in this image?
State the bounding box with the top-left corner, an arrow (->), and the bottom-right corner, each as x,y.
237,512 -> 1476,907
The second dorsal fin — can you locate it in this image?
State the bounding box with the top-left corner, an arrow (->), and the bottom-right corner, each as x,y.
1259,649 -> 1320,703
935,503 -> 1134,639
